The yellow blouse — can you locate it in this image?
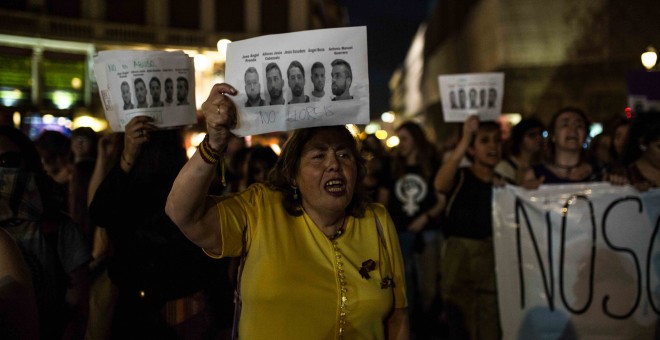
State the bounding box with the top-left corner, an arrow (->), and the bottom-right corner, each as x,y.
207,183 -> 407,339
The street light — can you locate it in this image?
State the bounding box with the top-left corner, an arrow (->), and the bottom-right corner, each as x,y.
217,39 -> 232,61
641,46 -> 657,71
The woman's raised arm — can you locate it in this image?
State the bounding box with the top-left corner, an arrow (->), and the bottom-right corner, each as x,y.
166,83 -> 238,254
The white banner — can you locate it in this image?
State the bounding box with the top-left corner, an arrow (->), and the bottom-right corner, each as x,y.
225,26 -> 369,137
438,72 -> 504,122
493,183 -> 660,339
93,50 -> 197,132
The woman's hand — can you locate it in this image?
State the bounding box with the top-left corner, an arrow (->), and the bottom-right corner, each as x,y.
603,172 -> 630,186
200,83 -> 238,152
460,115 -> 480,146
520,167 -> 544,190
121,116 -> 157,171
407,215 -> 428,233
98,132 -> 123,162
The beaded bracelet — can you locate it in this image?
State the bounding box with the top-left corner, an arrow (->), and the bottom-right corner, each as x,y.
198,135 -> 226,186
199,135 -> 222,164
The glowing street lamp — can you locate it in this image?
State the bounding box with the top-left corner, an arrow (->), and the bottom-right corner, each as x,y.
217,39 -> 232,61
641,46 -> 657,71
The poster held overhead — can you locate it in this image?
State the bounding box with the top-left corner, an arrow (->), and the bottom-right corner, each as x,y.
225,26 -> 369,137
93,50 -> 197,132
438,72 -> 505,122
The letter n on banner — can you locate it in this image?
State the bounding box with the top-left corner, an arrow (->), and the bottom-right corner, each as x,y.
493,183 -> 660,339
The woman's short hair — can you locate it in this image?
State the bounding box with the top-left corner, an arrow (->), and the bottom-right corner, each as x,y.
268,125 -> 369,217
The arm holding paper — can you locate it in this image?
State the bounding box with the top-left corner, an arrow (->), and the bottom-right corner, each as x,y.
166,83 -> 238,255
434,115 -> 478,193
167,80 -> 410,339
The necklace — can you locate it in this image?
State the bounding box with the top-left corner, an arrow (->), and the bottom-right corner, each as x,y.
328,215 -> 347,240
554,161 -> 581,174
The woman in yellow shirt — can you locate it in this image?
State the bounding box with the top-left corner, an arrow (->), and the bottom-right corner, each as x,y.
166,83 -> 409,339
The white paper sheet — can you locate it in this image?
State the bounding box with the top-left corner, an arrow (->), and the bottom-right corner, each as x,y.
493,184 -> 660,339
438,72 -> 504,122
225,26 -> 369,137
93,50 -> 197,131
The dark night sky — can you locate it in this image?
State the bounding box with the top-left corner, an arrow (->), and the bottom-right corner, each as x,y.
339,0 -> 436,118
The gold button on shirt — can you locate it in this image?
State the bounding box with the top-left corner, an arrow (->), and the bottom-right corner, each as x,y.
208,184 -> 407,339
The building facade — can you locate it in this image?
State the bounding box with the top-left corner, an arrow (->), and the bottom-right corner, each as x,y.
391,0 -> 660,144
0,0 -> 348,132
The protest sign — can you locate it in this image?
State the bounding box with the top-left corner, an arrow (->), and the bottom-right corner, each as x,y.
225,26 -> 369,137
627,70 -> 660,114
438,72 -> 504,122
93,50 -> 197,131
493,183 -> 660,339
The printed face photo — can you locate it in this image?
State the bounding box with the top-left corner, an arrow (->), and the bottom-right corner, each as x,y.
134,79 -> 147,107
450,90 -> 457,108
469,88 -> 477,108
150,78 -> 161,102
288,65 -> 305,98
165,78 -> 174,102
266,66 -> 283,100
488,88 -> 497,107
177,78 -> 189,104
245,71 -> 261,101
458,89 -> 466,109
331,63 -> 351,97
121,82 -> 131,105
311,65 -> 325,92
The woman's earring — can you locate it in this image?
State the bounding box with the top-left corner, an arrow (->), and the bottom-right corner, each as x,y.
293,187 -> 299,200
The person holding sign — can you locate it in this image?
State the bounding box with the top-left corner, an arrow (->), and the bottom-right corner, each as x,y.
287,60 -> 310,104
166,83 -> 410,340
244,67 -> 265,107
434,115 -> 503,340
331,59 -> 354,101
521,107 -> 597,188
266,63 -> 285,105
310,61 -> 326,101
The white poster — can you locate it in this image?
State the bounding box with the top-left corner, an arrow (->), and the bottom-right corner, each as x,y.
225,26 -> 369,137
438,72 -> 504,122
493,183 -> 660,339
93,50 -> 197,132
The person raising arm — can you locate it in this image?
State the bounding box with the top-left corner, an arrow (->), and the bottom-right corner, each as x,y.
167,83 -> 237,255
167,83 -> 409,339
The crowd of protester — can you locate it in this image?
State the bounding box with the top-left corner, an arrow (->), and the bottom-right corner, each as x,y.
1,101 -> 659,339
